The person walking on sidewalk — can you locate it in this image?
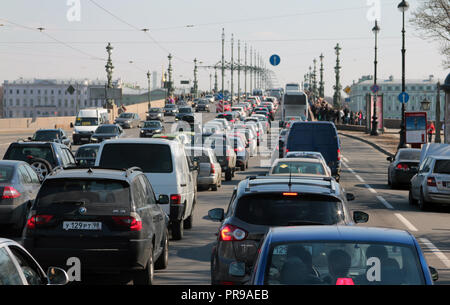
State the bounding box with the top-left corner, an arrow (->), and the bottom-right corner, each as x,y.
427,121 -> 435,143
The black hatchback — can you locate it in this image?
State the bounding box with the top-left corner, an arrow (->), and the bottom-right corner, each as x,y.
23,167 -> 170,285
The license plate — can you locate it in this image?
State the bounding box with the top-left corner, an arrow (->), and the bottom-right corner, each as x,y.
81,138 -> 89,141
63,221 -> 102,231
146,133 -> 153,136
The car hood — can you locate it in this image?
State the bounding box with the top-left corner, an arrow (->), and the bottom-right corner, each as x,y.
92,133 -> 118,138
115,118 -> 131,122
141,127 -> 162,131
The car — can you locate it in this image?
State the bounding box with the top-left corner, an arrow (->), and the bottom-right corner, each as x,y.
114,112 -> 141,129
284,151 -> 332,176
269,158 -> 330,177
245,121 -> 265,146
228,136 -> 249,171
203,136 -> 237,181
146,107 -> 164,122
152,133 -> 190,146
248,226 -> 438,285
90,124 -> 124,143
0,160 -> 41,236
387,148 -> 421,188
216,101 -> 231,113
249,114 -> 271,133
285,121 -> 341,181
23,167 -> 169,285
207,175 -> 366,285
232,125 -> 257,157
216,112 -> 239,123
205,95 -> 215,103
0,238 -> 69,285
74,144 -> 100,168
163,104 -> 179,116
231,107 -> 246,119
175,106 -> 194,121
185,146 -> 222,191
409,155 -> 450,210
253,107 -> 272,120
28,129 -> 71,149
140,121 -> 165,138
278,129 -> 289,158
195,100 -> 210,112
210,119 -> 232,132
95,138 -> 196,240
284,116 -> 304,128
3,141 -> 77,181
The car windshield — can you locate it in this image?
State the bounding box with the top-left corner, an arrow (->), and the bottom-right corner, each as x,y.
75,117 -> 98,126
398,150 -> 421,160
0,165 -> 14,182
119,113 -> 133,118
5,146 -> 56,167
75,146 -> 99,159
179,108 -> 192,113
149,108 -> 162,113
265,241 -> 425,285
234,194 -> 344,226
198,100 -> 208,104
33,130 -> 59,141
165,104 -> 176,108
272,161 -> 325,175
36,179 -> 131,207
99,143 -> 173,173
95,126 -> 117,134
433,160 -> 450,174
144,121 -> 161,128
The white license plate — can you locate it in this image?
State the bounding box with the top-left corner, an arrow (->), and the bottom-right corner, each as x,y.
81,138 -> 89,141
63,221 -> 102,231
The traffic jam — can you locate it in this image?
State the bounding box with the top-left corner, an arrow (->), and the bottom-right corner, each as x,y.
0,84 -> 444,287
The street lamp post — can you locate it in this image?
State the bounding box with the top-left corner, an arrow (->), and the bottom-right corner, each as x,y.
319,54 -> 325,98
435,82 -> 441,143
421,97 -> 431,142
147,70 -> 151,110
371,20 -> 380,136
397,0 -> 409,149
193,58 -> 198,99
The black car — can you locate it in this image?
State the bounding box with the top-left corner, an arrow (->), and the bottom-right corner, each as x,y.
0,160 -> 41,236
75,144 -> 100,168
29,129 -> 71,149
140,121 -> 165,138
195,100 -> 210,112
3,142 -> 77,181
163,104 -> 178,116
175,106 -> 194,121
207,176 -> 367,285
216,112 -> 239,123
387,148 -> 421,188
278,129 -> 288,158
23,167 -> 170,285
229,136 -> 249,171
90,124 -> 124,143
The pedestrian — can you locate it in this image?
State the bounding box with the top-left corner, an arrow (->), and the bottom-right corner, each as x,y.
358,111 -> 363,126
427,121 -> 435,143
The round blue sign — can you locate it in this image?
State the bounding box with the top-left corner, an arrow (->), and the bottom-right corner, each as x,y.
398,92 -> 410,103
370,84 -> 379,94
269,54 -> 280,66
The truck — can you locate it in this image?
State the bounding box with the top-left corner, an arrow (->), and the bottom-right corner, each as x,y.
71,108 -> 109,145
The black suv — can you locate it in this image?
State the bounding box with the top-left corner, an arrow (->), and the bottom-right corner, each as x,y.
207,176 -> 368,285
23,167 -> 170,285
29,129 -> 72,149
3,142 -> 77,181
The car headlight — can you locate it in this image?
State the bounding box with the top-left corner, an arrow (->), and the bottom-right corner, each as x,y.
140,130 -> 145,133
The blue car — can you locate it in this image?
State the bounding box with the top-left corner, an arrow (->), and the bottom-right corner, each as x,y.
242,226 -> 438,285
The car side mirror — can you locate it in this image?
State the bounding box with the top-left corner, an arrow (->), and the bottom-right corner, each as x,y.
386,156 -> 393,162
353,211 -> 369,223
208,208 -> 224,222
70,122 -> 74,128
346,193 -> 355,201
429,266 -> 439,282
28,137 -> 32,141
157,194 -> 169,205
47,267 -> 69,285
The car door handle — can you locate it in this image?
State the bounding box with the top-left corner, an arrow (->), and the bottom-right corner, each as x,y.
180,183 -> 187,187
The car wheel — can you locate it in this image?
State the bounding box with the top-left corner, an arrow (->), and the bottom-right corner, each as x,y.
211,184 -> 218,191
133,246 -> 154,285
419,189 -> 431,211
155,230 -> 169,270
171,220 -> 184,241
225,169 -> 232,181
409,189 -> 418,206
246,160 -> 249,169
387,172 -> 392,186
28,158 -> 52,181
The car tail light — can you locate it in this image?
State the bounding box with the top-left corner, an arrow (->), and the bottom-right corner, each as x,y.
219,224 -> 247,241
336,278 -> 354,285
234,147 -> 244,152
170,194 -> 182,204
396,163 -> 409,170
220,281 -> 235,285
112,215 -> 142,231
285,149 -> 289,153
26,215 -> 54,229
2,186 -> 21,199
427,177 -> 437,187
337,149 -> 341,161
210,163 -> 215,174
282,192 -> 298,196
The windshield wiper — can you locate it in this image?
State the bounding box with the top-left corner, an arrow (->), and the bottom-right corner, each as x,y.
286,220 -> 327,226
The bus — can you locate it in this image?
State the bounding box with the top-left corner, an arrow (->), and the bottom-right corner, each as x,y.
285,83 -> 300,93
281,91 -> 309,123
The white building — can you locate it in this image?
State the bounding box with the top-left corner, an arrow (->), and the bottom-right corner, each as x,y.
2,78 -> 121,118
347,75 -> 446,120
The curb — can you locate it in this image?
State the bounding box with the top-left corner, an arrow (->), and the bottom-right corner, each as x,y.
339,132 -> 395,157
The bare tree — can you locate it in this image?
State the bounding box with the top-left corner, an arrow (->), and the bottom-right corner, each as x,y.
410,0 -> 450,68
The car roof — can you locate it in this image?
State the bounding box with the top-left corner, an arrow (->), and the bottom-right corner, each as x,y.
78,144 -> 100,148
274,158 -> 322,164
35,129 -> 61,132
0,238 -> 19,246
267,226 -> 415,245
46,167 -> 141,181
100,138 -> 179,147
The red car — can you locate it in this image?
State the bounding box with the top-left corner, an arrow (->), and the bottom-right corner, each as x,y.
216,100 -> 231,113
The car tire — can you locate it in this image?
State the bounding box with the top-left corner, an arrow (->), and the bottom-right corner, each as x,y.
171,220 -> 184,241
246,160 -> 249,169
133,246 -> 154,285
155,230 -> 169,270
211,184 -> 218,191
27,158 -> 52,181
240,164 -> 245,171
184,200 -> 194,230
225,169 -> 232,181
409,189 -> 418,206
419,189 -> 431,211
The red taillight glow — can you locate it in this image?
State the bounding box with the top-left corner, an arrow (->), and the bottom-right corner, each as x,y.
170,194 -> 182,204
210,163 -> 215,174
337,149 -> 341,161
427,177 -> 437,187
234,147 -> 244,152
26,215 -> 54,229
336,278 -> 354,285
219,224 -> 247,241
2,186 -> 21,199
396,163 -> 409,170
282,192 -> 298,196
112,216 -> 142,231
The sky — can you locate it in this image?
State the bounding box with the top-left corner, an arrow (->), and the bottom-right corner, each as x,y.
0,0 -> 448,97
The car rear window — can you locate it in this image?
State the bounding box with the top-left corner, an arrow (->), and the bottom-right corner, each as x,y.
33,130 -> 59,141
76,146 -> 99,159
434,160 -> 450,174
5,146 -> 56,167
0,166 -> 14,182
234,194 -> 344,226
289,124 -> 337,146
272,161 -> 325,175
398,150 -> 421,160
36,179 -> 131,208
99,143 -> 173,173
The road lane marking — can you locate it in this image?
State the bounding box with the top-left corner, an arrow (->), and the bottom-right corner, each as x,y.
343,157 -> 349,163
365,184 -> 377,194
355,175 -> 365,183
419,238 -> 450,268
376,195 -> 394,209
394,213 -> 418,232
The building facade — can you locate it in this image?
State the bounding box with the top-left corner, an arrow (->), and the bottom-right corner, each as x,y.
347,75 -> 446,121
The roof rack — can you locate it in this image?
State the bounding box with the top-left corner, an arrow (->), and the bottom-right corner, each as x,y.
245,175 -> 336,194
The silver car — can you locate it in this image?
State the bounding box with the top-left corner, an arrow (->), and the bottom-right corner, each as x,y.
114,112 -> 141,129
147,107 -> 164,122
409,156 -> 450,210
185,146 -> 222,191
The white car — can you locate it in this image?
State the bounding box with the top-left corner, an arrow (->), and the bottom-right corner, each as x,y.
285,151 -> 332,176
269,157 -> 330,178
205,95 -> 215,103
232,125 -> 258,157
95,138 -> 196,240
231,106 -> 246,119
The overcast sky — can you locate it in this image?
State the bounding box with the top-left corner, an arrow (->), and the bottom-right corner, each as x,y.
0,0 -> 447,96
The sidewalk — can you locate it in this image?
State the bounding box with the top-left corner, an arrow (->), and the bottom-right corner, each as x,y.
338,129 -> 400,157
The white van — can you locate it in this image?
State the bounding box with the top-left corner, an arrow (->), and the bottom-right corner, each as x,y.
95,138 -> 196,240
72,108 -> 109,145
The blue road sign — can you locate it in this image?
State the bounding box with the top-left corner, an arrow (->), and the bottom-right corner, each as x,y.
370,84 -> 380,94
269,54 -> 280,66
217,93 -> 223,100
398,92 -> 410,103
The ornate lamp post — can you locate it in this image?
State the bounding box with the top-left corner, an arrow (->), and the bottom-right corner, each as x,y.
167,53 -> 173,97
333,43 -> 342,107
371,20 -> 380,136
319,53 -> 325,98
193,58 -> 198,99
397,0 -> 409,149
147,70 -> 151,110
105,42 -> 114,108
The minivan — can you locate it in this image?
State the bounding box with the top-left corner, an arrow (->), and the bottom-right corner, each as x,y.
95,139 -> 196,240
284,122 -> 341,180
